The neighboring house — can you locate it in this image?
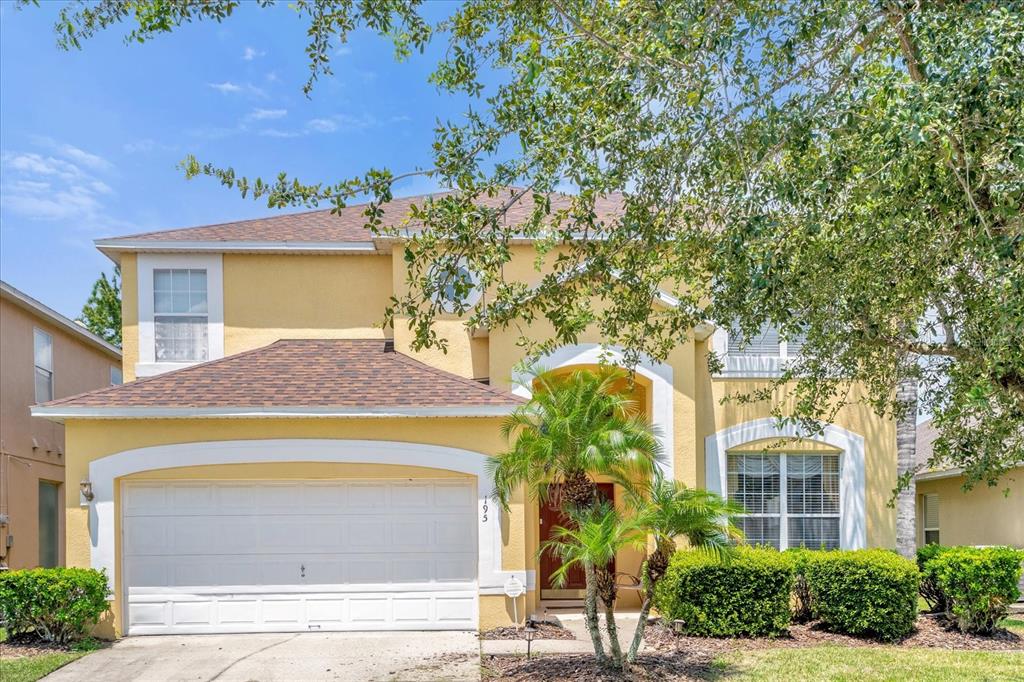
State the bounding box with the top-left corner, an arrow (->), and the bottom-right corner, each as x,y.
0,281 -> 122,570
33,191 -> 896,638
915,419 -> 1023,548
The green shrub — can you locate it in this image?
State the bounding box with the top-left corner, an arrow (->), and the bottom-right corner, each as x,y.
653,546 -> 793,637
784,547 -> 816,623
929,546 -> 1024,635
917,543 -> 950,612
805,549 -> 918,641
0,568 -> 110,643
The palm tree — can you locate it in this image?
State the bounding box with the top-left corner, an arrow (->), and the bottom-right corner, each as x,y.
490,365 -> 662,662
541,503 -> 646,666
625,472 -> 742,663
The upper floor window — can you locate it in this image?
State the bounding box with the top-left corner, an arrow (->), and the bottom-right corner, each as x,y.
153,269 -> 208,362
728,452 -> 841,550
728,323 -> 780,356
33,328 -> 53,403
110,365 -> 123,386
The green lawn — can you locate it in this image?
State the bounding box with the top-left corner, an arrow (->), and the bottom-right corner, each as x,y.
0,652 -> 88,682
0,629 -> 92,682
711,646 -> 1024,682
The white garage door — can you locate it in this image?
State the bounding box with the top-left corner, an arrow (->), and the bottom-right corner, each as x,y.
122,479 -> 478,635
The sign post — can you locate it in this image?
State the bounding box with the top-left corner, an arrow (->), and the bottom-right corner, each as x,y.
503,575 -> 526,627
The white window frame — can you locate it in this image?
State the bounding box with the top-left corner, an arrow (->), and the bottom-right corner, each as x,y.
137,253 -> 223,377
922,493 -> 940,545
712,325 -> 804,378
727,452 -> 842,550
705,418 -> 866,550
33,327 -> 54,403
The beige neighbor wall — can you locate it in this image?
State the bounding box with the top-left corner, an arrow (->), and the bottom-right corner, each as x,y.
62,417 -> 528,638
917,469 -> 1024,548
0,296 -> 121,569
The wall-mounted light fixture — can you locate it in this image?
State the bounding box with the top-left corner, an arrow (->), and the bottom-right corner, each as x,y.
79,480 -> 94,502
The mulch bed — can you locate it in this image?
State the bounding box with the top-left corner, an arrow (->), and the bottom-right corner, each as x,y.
0,633 -> 76,660
482,616 -> 1022,680
482,652 -> 714,681
481,621 -> 577,640
643,614 -> 1024,654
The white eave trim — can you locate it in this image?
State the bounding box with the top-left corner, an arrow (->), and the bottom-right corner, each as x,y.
95,239 -> 378,259
915,467 -> 964,481
31,404 -> 518,422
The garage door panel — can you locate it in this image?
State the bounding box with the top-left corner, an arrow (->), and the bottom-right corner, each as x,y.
123,479 -> 478,634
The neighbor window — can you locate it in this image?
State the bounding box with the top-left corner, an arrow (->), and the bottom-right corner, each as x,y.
728,323 -> 780,356
728,452 -> 841,550
923,493 -> 940,545
153,268 -> 208,362
33,328 -> 53,403
38,480 -> 60,568
110,365 -> 123,385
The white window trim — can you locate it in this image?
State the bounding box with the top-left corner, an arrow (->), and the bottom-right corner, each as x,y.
511,343 -> 674,481
711,327 -> 799,378
706,418 -> 866,549
137,253 -> 223,377
33,327 -> 54,403
729,452 -> 842,550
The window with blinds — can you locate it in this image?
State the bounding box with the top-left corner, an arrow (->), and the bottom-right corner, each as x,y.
154,268 -> 209,362
728,323 -> 781,356
728,452 -> 841,550
923,493 -> 940,545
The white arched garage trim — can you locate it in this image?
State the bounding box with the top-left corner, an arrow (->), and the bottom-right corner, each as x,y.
511,344 -> 675,480
86,439 -> 525,598
705,418 -> 866,549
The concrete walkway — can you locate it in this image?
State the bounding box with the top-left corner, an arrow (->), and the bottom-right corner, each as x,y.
44,631 -> 480,682
479,614 -> 645,657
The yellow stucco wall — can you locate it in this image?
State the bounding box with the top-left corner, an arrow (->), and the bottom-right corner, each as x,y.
62,417 -> 530,637
120,253 -> 139,381
917,469 -> 1024,547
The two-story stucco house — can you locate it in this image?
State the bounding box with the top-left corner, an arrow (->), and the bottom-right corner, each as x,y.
1,280 -> 122,570
33,192 -> 898,638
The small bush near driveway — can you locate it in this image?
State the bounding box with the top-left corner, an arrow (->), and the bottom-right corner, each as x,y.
928,546 -> 1024,635
654,546 -> 793,637
804,549 -> 918,641
0,568 -> 110,644
916,543 -> 951,612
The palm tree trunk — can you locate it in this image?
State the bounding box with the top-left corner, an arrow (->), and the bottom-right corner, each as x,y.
896,377 -> 918,560
626,592 -> 652,664
583,560 -> 606,663
603,601 -> 624,667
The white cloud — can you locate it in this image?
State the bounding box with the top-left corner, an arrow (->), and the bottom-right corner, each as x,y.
258,128 -> 302,138
242,46 -> 265,61
208,81 -> 243,94
0,140 -> 128,233
334,45 -> 352,56
306,118 -> 339,133
248,108 -> 288,121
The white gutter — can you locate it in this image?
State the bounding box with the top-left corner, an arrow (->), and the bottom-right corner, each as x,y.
915,467 -> 964,482
31,404 -> 518,423
95,239 -> 378,262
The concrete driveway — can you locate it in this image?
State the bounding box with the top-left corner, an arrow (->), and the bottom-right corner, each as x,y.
43,631 -> 480,682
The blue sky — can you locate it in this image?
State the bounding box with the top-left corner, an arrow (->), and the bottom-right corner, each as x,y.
0,2 -> 467,319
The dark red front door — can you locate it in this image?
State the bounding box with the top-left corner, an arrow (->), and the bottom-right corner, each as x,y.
539,483 -> 615,591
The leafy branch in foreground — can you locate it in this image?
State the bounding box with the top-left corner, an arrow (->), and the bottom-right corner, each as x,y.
39,0 -> 1024,488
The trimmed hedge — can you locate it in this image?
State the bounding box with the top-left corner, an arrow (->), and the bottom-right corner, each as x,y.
0,568 -> 110,643
784,548 -> 815,623
804,549 -> 918,641
929,546 -> 1024,634
916,543 -> 951,612
654,547 -> 793,637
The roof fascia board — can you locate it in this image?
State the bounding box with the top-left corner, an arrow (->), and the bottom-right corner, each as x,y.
31,404 -> 517,421
95,239 -> 378,253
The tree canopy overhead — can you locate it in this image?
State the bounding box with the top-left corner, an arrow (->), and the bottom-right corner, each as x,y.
44,1 -> 1023,486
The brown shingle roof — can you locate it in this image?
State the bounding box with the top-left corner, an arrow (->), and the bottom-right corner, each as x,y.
916,418 -> 940,469
99,189 -> 625,245
36,339 -> 521,417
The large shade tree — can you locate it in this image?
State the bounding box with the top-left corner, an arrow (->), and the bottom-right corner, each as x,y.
40,1 -> 1024,489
